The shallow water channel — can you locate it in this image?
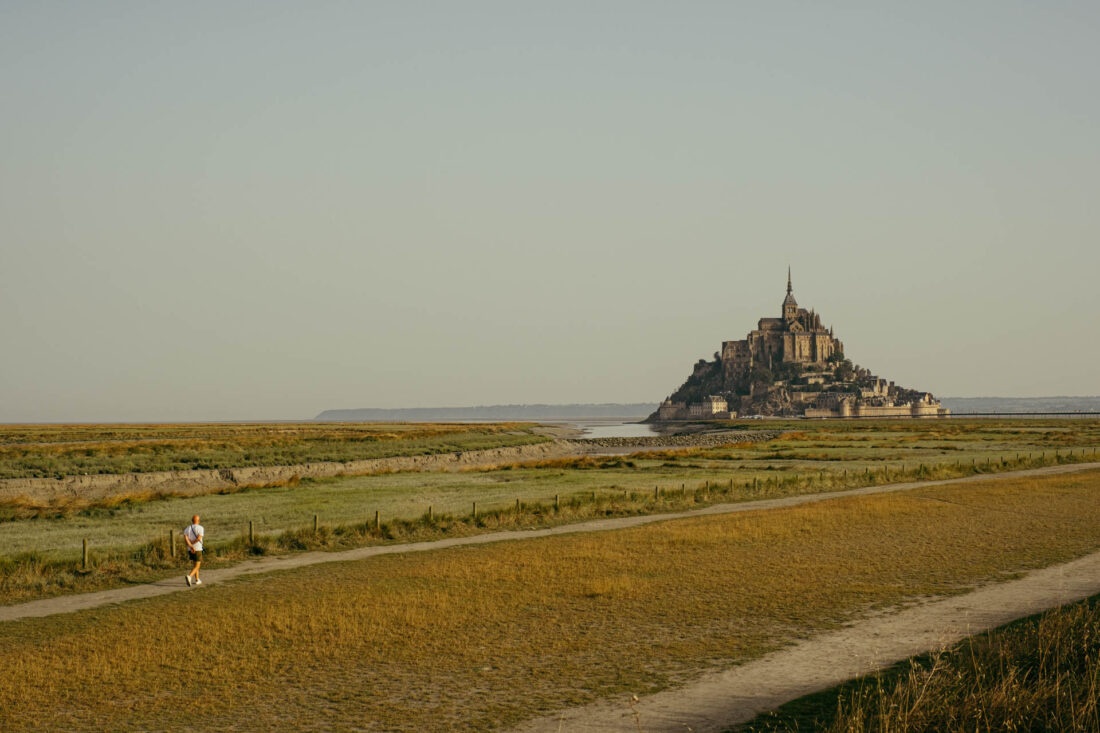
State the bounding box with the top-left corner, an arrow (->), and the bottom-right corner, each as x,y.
568,421 -> 659,439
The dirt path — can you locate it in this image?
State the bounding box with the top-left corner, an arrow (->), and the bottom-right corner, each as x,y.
510,550 -> 1100,733
2,462 -> 1097,624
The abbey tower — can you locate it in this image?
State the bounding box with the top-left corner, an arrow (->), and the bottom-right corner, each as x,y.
653,270 -> 948,420
720,268 -> 843,394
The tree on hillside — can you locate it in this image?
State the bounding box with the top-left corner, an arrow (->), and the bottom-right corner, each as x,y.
835,359 -> 855,382
774,361 -> 804,382
750,364 -> 774,385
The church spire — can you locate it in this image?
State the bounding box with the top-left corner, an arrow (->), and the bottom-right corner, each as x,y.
782,265 -> 798,320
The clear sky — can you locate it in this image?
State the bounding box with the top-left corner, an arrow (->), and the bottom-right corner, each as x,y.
2,2 -> 1097,422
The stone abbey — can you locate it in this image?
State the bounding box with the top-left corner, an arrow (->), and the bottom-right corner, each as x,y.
653,270 -> 949,420
721,268 -> 843,391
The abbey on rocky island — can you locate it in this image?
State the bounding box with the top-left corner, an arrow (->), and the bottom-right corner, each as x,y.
653,270 -> 949,420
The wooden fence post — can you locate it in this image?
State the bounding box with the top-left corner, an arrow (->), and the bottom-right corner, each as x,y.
374,510 -> 380,530
515,498 -> 520,514
313,515 -> 318,534
169,529 -> 176,559
472,502 -> 478,520
554,494 -> 559,511
654,486 -> 660,500
428,505 -> 433,522
249,521 -> 254,545
82,538 -> 88,570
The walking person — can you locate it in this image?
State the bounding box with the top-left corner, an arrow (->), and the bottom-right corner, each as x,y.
184,514 -> 204,587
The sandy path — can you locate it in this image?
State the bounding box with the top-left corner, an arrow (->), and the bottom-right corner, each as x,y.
510,550 -> 1100,733
2,462 -> 1097,625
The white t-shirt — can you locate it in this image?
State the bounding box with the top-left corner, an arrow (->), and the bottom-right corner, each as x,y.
184,523 -> 204,552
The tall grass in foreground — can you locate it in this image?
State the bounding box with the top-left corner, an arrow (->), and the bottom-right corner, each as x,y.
743,595 -> 1100,732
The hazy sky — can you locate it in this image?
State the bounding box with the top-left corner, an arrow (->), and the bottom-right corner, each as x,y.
2,2 -> 1098,422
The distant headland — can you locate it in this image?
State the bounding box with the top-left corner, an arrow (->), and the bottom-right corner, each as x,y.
650,269 -> 950,420
315,403 -> 657,421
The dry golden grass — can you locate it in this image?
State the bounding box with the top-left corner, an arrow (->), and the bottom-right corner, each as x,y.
459,455 -> 638,471
2,470 -> 1099,731
0,475 -> 307,522
747,595 -> 1100,732
0,422 -> 534,445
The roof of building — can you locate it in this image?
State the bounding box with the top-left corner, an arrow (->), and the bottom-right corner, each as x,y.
783,267 -> 798,308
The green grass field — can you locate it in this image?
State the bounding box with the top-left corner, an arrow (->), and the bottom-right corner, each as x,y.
1,419 -> 1097,603
2,469 -> 1099,731
0,422 -> 549,478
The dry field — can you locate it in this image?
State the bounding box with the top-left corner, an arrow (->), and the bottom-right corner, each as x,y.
2,469 -> 1099,731
744,593 -> 1100,732
2,420 -> 1097,604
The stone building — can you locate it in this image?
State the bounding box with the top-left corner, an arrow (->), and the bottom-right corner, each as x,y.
721,268 -> 843,391
650,269 -> 949,420
688,395 -> 729,419
657,400 -> 687,421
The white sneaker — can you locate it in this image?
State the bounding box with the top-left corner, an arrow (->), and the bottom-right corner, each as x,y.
194,579 -> 202,585
185,576 -> 192,587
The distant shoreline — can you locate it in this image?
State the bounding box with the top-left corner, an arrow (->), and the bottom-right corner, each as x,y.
314,403 -> 657,422
314,397 -> 1100,423
4,398 -> 1097,426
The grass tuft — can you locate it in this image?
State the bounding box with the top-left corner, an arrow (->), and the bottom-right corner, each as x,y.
744,594 -> 1100,732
